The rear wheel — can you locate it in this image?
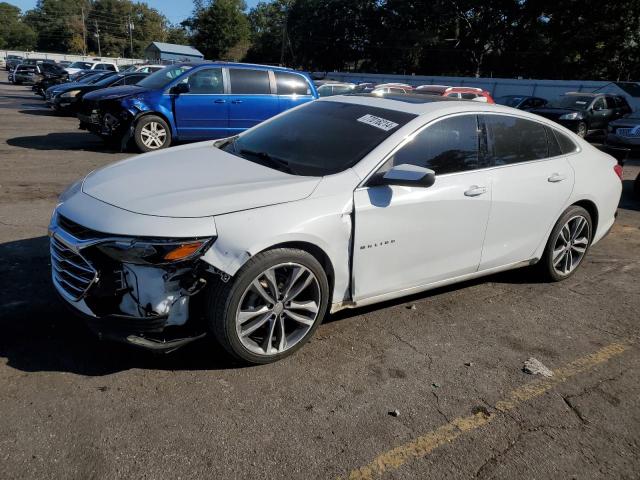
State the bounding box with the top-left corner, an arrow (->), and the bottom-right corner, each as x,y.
134,115 -> 171,152
540,205 -> 593,281
207,248 -> 329,364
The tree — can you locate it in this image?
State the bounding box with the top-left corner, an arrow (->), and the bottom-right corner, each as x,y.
184,0 -> 250,60
0,3 -> 36,50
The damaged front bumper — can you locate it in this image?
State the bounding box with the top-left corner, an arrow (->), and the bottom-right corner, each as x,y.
49,211 -> 214,352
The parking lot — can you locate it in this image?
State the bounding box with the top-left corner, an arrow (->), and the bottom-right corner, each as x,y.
1,69 -> 640,479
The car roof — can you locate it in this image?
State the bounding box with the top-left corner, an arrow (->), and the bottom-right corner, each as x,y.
564,92 -> 603,97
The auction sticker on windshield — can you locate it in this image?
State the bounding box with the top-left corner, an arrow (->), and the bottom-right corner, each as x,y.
357,114 -> 399,131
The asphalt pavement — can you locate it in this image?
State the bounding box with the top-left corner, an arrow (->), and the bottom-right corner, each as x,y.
1,72 -> 639,480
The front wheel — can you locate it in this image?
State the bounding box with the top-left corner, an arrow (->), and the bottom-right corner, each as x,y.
134,115 -> 171,152
576,122 -> 588,138
539,205 -> 593,281
207,248 -> 330,364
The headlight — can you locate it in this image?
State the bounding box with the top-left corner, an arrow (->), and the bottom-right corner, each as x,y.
61,89 -> 81,98
96,238 -> 214,265
58,179 -> 83,204
559,112 -> 582,120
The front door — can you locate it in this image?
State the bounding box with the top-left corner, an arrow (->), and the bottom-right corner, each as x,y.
353,114 -> 492,301
174,67 -> 229,140
227,68 -> 279,134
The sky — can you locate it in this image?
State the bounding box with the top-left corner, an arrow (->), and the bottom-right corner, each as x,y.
7,0 -> 263,25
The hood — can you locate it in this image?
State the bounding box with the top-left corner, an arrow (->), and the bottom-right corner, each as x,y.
609,116 -> 640,128
82,142 -> 322,218
529,107 -> 583,119
83,84 -> 146,102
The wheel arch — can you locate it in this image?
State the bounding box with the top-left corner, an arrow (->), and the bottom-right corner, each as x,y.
571,198 -> 599,234
257,241 -> 336,300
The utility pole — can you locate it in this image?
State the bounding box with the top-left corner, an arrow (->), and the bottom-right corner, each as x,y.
128,16 -> 134,59
81,7 -> 87,56
94,20 -> 101,57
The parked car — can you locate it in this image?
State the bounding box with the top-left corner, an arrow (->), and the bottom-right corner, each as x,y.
121,64 -> 166,74
49,72 -> 149,113
317,82 -> 356,97
50,94 -> 621,363
77,62 -> 318,152
495,95 -> 548,110
605,111 -> 640,155
45,71 -> 118,104
354,82 -> 376,93
32,63 -> 70,97
65,60 -> 119,76
414,85 -> 495,103
529,92 -> 631,137
372,83 -> 413,95
12,64 -> 40,84
5,54 -> 23,71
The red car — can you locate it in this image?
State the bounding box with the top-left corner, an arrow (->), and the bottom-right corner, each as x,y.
414,85 -> 495,103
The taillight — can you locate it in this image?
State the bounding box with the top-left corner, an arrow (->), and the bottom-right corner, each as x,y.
614,164 -> 623,180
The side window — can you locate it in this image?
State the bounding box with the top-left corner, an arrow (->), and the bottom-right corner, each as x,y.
275,72 -> 311,95
387,115 -> 480,175
483,115 -> 548,165
105,64 -> 116,71
389,87 -> 404,94
446,92 -> 460,98
461,92 -> 476,100
553,129 -> 579,155
186,68 -> 224,94
592,97 -> 605,110
229,68 -> 271,94
545,126 -> 562,157
93,64 -> 104,70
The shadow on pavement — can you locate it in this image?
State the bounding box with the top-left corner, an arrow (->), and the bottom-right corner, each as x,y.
0,236 -> 238,376
7,132 -> 120,153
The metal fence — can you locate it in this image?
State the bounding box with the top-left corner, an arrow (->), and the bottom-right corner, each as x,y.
1,50 -> 143,67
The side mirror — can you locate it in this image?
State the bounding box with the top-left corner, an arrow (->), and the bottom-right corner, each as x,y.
370,164 -> 436,188
170,83 -> 190,95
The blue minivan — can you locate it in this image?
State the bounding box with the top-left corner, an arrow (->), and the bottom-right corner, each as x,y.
78,62 -> 318,152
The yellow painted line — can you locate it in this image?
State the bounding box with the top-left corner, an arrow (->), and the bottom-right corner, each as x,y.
344,342 -> 630,480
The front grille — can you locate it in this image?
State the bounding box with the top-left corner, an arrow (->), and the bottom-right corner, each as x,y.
50,237 -> 98,301
57,215 -> 108,240
615,127 -> 640,138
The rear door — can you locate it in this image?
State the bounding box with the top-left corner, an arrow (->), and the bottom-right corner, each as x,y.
174,66 -> 229,140
227,68 -> 279,133
478,114 -> 575,270
275,71 -> 314,112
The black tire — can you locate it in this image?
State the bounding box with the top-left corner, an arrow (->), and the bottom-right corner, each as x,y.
634,173 -> 640,198
206,248 -> 330,364
539,205 -> 593,282
576,122 -> 588,138
133,115 -> 171,152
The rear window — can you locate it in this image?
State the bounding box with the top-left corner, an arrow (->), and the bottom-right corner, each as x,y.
222,101 -> 417,176
229,68 -> 271,94
275,72 -> 310,95
69,61 -> 93,69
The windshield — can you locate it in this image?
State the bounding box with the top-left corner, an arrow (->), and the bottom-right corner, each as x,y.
221,101 -> 417,176
93,74 -> 122,86
136,65 -> 192,90
69,61 -> 93,69
548,96 -> 593,110
497,96 -> 524,107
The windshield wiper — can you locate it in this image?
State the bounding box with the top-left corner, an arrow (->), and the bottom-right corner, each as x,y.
238,149 -> 295,174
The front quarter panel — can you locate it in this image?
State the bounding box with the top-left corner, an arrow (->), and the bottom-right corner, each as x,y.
201,171 -> 360,304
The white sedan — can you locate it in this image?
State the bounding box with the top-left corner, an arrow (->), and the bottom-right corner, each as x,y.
49,94 -> 622,363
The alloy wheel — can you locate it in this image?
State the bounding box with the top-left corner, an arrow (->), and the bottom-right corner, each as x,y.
140,121 -> 167,149
552,215 -> 590,276
235,263 -> 321,356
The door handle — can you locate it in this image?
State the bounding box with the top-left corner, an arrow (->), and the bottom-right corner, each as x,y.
214,99 -> 226,104
464,185 -> 487,197
548,173 -> 566,183
231,100 -> 243,104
